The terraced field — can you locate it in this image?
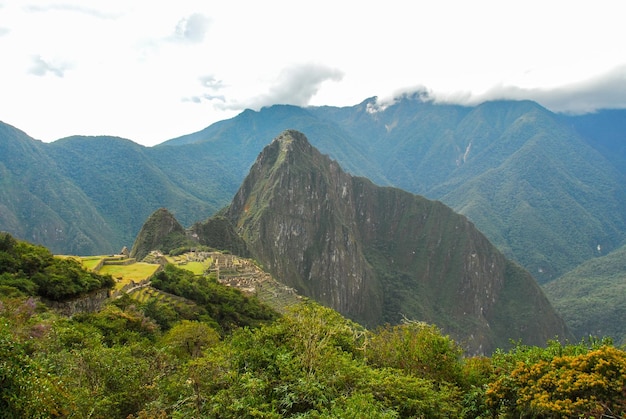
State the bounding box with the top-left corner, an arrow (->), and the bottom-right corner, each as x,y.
79,256 -> 107,271
165,253 -> 213,274
128,286 -> 198,313
76,250 -> 301,314
99,263 -> 161,291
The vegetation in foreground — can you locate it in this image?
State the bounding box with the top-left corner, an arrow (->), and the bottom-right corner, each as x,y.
2,232 -> 626,418
0,232 -> 114,301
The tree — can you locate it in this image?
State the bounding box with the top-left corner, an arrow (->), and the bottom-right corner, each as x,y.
163,320 -> 220,360
366,320 -> 463,383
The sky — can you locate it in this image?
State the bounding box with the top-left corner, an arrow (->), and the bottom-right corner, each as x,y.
1,0 -> 625,146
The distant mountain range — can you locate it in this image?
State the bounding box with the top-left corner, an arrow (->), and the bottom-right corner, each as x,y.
1,96 -> 625,343
3,97 -> 624,284
543,242 -> 626,344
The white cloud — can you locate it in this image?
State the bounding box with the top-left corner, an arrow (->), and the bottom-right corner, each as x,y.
23,2 -> 121,19
28,55 -> 69,77
174,13 -> 211,43
243,63 -> 344,110
0,0 -> 625,145
426,65 -> 626,114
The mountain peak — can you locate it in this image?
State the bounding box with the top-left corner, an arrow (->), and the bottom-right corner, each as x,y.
130,208 -> 188,261
251,130 -> 325,179
270,129 -> 313,154
226,131 -> 571,354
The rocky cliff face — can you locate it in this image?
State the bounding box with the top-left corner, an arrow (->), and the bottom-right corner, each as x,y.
190,216 -> 250,257
225,130 -> 571,353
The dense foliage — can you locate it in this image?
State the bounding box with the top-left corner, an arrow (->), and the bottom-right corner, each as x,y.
0,232 -> 114,301
1,233 -> 625,418
151,263 -> 278,333
2,292 -> 625,419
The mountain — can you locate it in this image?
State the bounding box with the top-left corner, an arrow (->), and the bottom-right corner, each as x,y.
308,98 -> 626,282
47,136 -> 215,249
1,98 -> 625,283
129,208 -> 190,261
158,98 -> 626,283
543,243 -> 626,345
563,109 -> 626,174
0,122 -> 118,254
223,130 -> 570,353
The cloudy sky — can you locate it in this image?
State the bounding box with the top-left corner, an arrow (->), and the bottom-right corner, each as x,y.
1,1 -> 625,146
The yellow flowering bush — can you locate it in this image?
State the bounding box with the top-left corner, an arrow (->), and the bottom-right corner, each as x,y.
486,345 -> 626,417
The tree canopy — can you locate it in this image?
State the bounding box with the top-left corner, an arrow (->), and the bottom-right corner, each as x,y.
0,232 -> 114,301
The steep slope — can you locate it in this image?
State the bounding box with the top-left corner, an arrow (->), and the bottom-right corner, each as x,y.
436,104 -> 626,281
0,122 -> 117,254
564,109 -> 626,174
48,136 -> 213,248
543,244 -> 626,345
225,130 -> 570,353
190,216 -> 250,257
130,208 -> 190,260
312,99 -> 626,282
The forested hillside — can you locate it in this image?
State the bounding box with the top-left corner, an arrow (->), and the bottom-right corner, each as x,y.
544,243 -> 626,345
1,232 -> 625,418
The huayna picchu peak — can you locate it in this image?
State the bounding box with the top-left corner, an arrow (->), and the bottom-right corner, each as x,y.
223,130 -> 571,354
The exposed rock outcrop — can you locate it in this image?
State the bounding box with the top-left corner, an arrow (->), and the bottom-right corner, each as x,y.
225,130 -> 571,353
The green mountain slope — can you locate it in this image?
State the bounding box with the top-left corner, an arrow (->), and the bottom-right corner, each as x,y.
311,99 -> 626,282
224,130 -> 571,353
564,109 -> 626,174
437,105 -> 626,281
48,136 -> 213,248
0,122 -> 117,254
159,105 -> 389,185
543,244 -> 626,345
